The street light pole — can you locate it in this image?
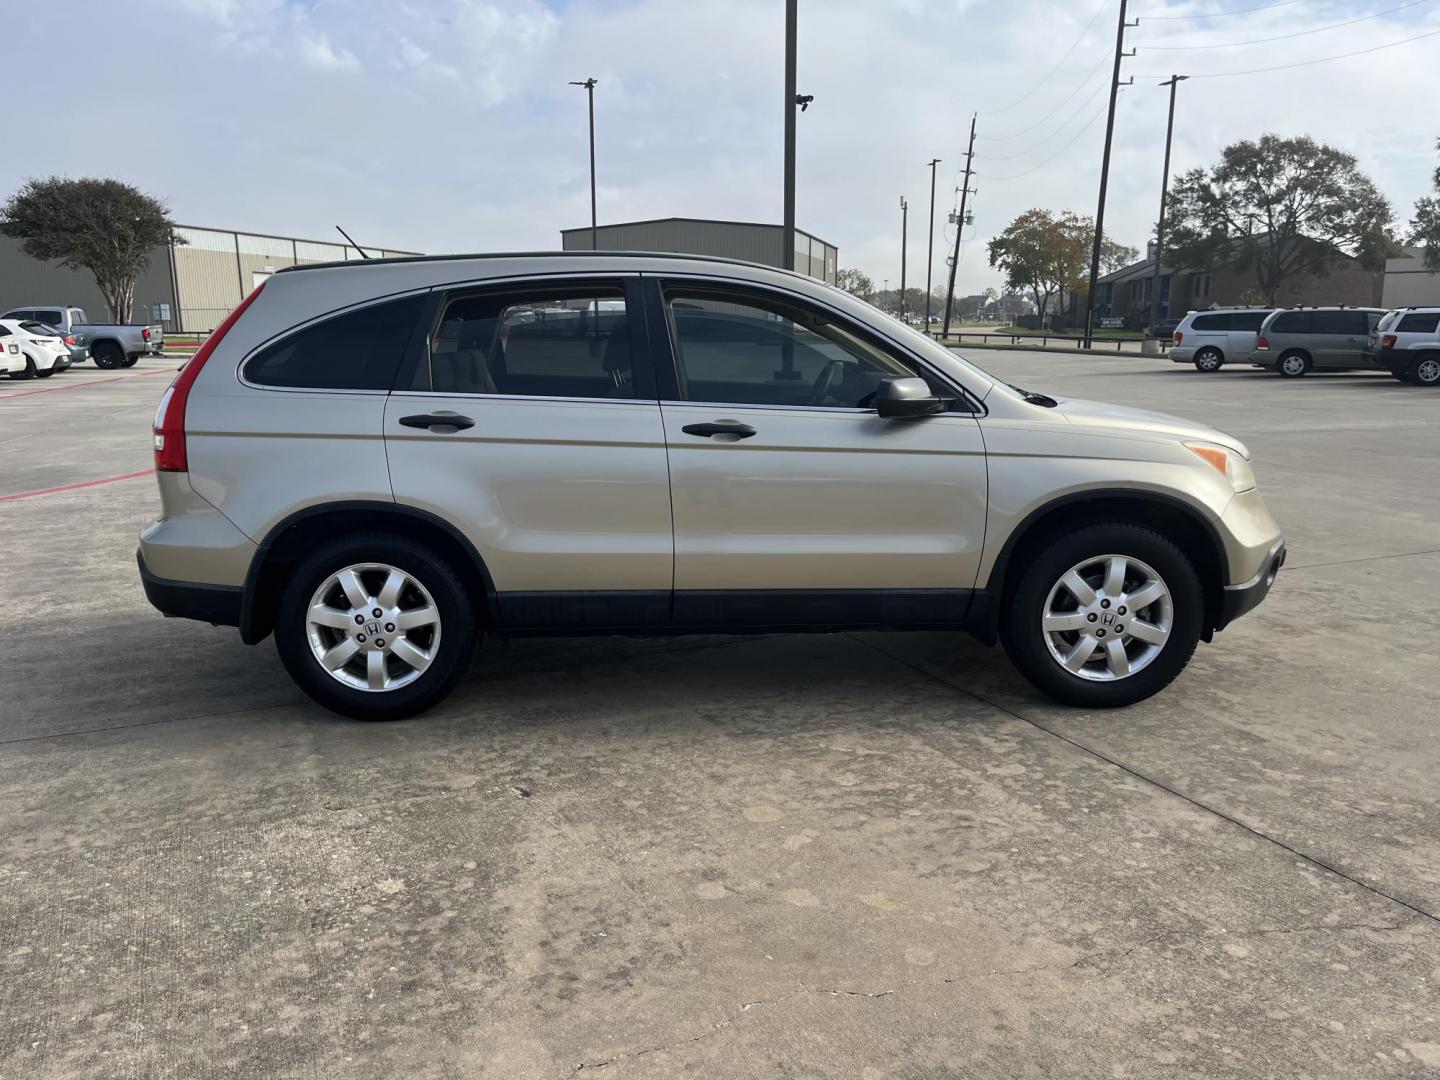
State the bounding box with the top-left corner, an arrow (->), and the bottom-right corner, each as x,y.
1081,0 -> 1135,348
899,196 -> 909,323
783,0 -> 798,270
569,79 -> 599,250
924,158 -> 941,330
1149,75 -> 1187,333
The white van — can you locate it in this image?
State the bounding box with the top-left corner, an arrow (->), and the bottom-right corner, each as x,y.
1168,308 -> 1276,372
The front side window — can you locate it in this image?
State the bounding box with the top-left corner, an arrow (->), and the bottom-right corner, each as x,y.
425,285 -> 641,399
664,288 -> 925,409
244,293 -> 424,390
1231,312 -> 1268,332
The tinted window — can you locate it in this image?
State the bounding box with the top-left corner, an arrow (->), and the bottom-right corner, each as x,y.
1269,311 -> 1310,334
1190,313 -> 1230,331
37,310 -> 64,326
665,289 -> 922,409
1231,312 -> 1268,332
1312,310 -> 1367,335
244,294 -> 423,390
425,285 -> 642,399
1396,313 -> 1439,334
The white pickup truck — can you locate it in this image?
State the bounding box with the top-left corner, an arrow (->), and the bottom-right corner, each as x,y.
0,305 -> 164,368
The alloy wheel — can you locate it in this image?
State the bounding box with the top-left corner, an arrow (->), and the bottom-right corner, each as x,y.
1416,358 -> 1440,386
1041,554 -> 1173,682
305,562 -> 442,692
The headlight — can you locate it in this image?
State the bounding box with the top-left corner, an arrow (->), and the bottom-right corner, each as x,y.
1185,441 -> 1256,492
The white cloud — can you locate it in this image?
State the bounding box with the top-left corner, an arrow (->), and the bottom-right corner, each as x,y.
3,0 -> 1435,298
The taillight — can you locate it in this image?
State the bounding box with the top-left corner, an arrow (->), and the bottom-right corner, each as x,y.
141,327 -> 151,341
64,335 -> 75,346
153,284 -> 264,472
1382,334 -> 1397,349
1256,336 -> 1269,350
1173,331 -> 1183,344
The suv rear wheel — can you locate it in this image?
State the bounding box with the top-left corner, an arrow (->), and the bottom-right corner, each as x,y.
1193,347 -> 1224,373
1276,351 -> 1311,378
275,534 -> 477,720
1413,355 -> 1440,387
1001,523 -> 1203,708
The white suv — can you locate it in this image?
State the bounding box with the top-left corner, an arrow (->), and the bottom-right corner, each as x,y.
136,253 -> 1285,720
1369,307 -> 1440,386
1168,308 -> 1275,372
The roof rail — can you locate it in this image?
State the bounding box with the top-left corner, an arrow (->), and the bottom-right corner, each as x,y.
275,249 -> 820,279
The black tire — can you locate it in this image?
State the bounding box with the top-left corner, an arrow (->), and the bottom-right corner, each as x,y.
1413,354 -> 1440,387
1193,347 -> 1224,373
13,356 -> 37,379
120,354 -> 139,368
91,342 -> 123,370
33,362 -> 55,379
274,534 -> 478,720
1276,351 -> 1311,378
1001,522 -> 1204,708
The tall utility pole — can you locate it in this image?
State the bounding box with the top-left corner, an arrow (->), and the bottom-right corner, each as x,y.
782,0 -> 798,270
924,158 -> 941,330
942,114 -> 977,337
899,196 -> 909,322
569,78 -> 599,250
1081,0 -> 1135,348
1149,75 -> 1187,332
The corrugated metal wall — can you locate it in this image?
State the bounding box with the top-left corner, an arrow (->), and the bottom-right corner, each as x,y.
561,219 -> 836,283
0,235 -> 176,324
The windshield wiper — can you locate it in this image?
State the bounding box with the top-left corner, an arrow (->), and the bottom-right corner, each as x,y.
1009,383 -> 1058,408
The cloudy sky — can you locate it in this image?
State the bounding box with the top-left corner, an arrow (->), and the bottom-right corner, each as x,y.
7,0 -> 1437,296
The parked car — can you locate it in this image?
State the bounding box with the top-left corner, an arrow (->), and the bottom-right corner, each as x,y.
1251,307 -> 1386,377
1146,317 -> 1183,341
0,319 -> 71,378
29,322 -> 89,366
0,305 -> 162,368
137,252 -> 1285,720
1167,308 -> 1275,372
0,337 -> 25,378
1368,307 -> 1440,387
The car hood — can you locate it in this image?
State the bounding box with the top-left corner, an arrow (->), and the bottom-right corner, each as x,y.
1051,396 -> 1250,458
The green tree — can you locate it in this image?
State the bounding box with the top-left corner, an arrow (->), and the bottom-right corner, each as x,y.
1409,138 -> 1440,271
1164,134 -> 1395,304
0,177 -> 182,323
835,267 -> 875,300
988,208 -> 1121,325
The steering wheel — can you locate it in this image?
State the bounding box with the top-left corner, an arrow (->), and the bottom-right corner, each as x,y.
807,360 -> 841,406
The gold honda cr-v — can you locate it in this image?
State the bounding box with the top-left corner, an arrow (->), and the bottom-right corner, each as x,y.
138,253 -> 1285,719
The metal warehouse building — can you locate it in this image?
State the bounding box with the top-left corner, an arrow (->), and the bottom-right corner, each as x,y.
560,217 -> 838,284
0,226 -> 419,333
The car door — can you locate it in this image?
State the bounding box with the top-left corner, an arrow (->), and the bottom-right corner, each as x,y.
1227,311 -> 1267,361
647,277 -> 988,629
1188,312 -> 1230,355
1311,310 -> 1368,368
383,276 -> 674,630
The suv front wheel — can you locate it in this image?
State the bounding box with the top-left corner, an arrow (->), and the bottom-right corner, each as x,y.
275,534 -> 477,720
1002,523 -> 1203,708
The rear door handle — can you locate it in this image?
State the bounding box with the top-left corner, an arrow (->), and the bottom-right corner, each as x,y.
682,421 -> 756,439
399,413 -> 475,431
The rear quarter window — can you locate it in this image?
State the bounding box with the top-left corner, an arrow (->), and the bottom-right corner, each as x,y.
1269,311 -> 1310,334
1396,312 -> 1440,334
1190,313 -> 1230,331
1230,312 -> 1268,332
243,294 -> 424,391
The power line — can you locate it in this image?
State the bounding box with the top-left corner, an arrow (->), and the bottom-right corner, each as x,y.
975,56 -> 1110,141
977,79 -> 1110,161
1138,0 -> 1301,19
974,101 -> 1111,182
1138,0 -> 1434,49
1133,24 -> 1440,77
979,0 -> 1113,115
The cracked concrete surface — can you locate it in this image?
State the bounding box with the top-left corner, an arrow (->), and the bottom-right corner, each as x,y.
2,352 -> 1439,1077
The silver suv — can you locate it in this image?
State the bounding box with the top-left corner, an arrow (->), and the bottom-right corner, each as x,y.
137,253 -> 1285,719
1368,307 -> 1440,386
1168,307 -> 1275,372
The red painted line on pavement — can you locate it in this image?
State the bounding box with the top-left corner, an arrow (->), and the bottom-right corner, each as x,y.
0,469 -> 156,503
0,367 -> 174,401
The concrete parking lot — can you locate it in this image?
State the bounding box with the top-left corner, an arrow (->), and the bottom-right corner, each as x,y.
2,350 -> 1438,1078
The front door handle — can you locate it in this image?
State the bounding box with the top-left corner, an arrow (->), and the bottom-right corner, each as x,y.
682,421 -> 756,439
399,413 -> 475,431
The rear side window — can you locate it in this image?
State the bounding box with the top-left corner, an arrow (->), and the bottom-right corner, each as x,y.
1312,310 -> 1367,335
1230,312 -> 1268,332
1397,312 -> 1440,333
244,294 -> 424,391
1190,313 -> 1230,331
1269,311 -> 1310,334
37,310 -> 64,326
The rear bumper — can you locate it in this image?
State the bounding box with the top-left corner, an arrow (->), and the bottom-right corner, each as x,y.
1168,346 -> 1195,363
1217,539 -> 1286,631
137,549 -> 242,627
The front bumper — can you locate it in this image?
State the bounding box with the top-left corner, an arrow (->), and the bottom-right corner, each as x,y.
137,549 -> 242,627
1217,538 -> 1286,631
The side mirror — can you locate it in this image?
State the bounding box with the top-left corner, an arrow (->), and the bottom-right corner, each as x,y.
875,376 -> 943,419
